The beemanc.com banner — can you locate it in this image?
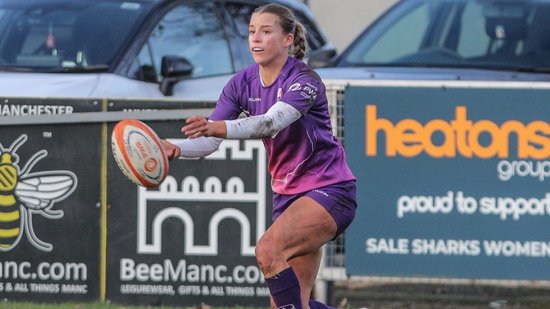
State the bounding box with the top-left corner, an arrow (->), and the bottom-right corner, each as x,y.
344,84 -> 550,280
106,99 -> 272,306
0,98 -> 102,302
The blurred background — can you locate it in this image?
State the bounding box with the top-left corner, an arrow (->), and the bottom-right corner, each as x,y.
2,0 -> 550,308
307,0 -> 398,53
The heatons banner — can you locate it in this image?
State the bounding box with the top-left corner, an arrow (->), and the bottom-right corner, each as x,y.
344,85 -> 550,279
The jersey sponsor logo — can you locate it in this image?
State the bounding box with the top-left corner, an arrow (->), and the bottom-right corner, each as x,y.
289,82 -> 318,101
288,83 -> 301,92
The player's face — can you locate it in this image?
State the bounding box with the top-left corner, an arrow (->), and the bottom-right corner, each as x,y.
249,12 -> 293,67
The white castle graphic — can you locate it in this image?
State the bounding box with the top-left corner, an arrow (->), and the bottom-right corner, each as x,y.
137,140 -> 266,256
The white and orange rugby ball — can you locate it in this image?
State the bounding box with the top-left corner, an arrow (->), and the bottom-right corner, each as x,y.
111,119 -> 169,188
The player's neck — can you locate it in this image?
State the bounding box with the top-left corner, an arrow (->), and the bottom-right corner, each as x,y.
259,56 -> 288,86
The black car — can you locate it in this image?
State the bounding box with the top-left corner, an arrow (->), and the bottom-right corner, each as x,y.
0,0 -> 335,100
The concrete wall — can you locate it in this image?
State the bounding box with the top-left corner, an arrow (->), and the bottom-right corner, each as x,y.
306,0 -> 399,53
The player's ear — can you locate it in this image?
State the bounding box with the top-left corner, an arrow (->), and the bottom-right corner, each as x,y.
283,32 -> 293,48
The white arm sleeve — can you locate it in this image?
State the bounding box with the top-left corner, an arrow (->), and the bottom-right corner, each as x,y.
225,101 -> 302,139
171,136 -> 223,158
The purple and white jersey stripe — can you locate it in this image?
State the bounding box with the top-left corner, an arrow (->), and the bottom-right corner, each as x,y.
210,57 -> 355,194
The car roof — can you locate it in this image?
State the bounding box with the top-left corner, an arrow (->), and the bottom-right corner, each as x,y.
146,0 -> 317,18
29,0 -> 313,11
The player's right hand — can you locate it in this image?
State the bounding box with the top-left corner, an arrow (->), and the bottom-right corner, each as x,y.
162,140 -> 181,160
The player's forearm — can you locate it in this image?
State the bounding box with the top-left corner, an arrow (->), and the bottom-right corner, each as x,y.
225,101 -> 301,139
171,136 -> 223,158
208,121 -> 228,138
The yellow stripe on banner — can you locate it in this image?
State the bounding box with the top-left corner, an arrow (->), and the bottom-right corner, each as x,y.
0,227 -> 19,238
0,195 -> 16,205
0,210 -> 20,222
100,98 -> 108,303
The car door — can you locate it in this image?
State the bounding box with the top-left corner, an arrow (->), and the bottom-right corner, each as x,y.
124,0 -> 235,100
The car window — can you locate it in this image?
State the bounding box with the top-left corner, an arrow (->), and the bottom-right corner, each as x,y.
346,3 -> 429,63
457,2 -> 490,57
338,0 -> 550,70
223,2 -> 255,71
0,0 -> 148,69
136,1 -> 233,82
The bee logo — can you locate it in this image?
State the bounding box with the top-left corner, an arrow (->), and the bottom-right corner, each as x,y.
0,134 -> 77,252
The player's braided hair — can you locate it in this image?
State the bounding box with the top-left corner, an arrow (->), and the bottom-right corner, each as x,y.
254,3 -> 308,60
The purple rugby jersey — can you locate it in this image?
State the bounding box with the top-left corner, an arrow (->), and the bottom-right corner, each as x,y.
210,57 -> 355,194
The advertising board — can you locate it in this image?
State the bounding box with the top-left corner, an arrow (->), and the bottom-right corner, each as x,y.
0,98 -> 102,302
106,100 -> 272,306
344,85 -> 550,279
1,98 -> 272,306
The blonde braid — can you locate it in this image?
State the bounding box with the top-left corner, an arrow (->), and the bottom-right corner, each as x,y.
291,21 -> 308,60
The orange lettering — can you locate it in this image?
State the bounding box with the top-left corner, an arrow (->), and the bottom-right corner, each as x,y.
451,106 -> 473,158
366,105 -> 395,156
364,105 -> 550,159
395,120 -> 423,157
424,119 -> 455,158
526,121 -> 550,160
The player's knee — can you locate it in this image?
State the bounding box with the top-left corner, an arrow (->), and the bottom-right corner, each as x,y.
255,238 -> 272,273
255,236 -> 280,275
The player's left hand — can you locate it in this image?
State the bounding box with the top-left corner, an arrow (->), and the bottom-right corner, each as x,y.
182,116 -> 227,139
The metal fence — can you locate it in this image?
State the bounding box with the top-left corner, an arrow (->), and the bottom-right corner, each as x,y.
312,82 -> 347,303
321,81 -> 348,279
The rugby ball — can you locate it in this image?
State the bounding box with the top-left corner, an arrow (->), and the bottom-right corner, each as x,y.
111,119 -> 169,188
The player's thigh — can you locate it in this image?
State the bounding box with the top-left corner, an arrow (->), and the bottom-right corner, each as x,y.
264,196 -> 337,260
